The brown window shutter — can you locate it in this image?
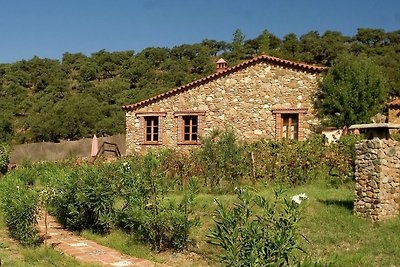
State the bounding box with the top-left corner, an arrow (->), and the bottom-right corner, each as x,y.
197,114 -> 203,144
136,112 -> 166,145
176,116 -> 182,144
272,108 -> 308,141
158,116 -> 163,145
298,113 -> 304,141
275,113 -> 281,141
139,116 -> 145,144
174,111 -> 205,145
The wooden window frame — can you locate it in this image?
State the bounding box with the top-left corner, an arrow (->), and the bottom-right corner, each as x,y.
136,112 -> 166,145
272,108 -> 307,141
281,114 -> 299,140
175,111 -> 205,145
145,116 -> 159,144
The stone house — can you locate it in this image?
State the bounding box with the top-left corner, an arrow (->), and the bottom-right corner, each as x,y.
122,55 -> 327,154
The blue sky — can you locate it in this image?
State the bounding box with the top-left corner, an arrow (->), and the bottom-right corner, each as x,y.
0,0 -> 399,63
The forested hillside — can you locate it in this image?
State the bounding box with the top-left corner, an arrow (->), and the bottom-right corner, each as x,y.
0,28 -> 399,144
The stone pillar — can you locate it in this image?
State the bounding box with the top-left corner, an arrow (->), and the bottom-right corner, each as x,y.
354,139 -> 400,221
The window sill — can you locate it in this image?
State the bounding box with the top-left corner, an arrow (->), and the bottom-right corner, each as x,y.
141,142 -> 162,145
178,142 -> 201,146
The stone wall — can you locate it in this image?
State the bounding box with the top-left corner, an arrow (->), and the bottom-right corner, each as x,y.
388,106 -> 400,124
126,62 -> 321,154
10,134 -> 126,164
354,139 -> 400,221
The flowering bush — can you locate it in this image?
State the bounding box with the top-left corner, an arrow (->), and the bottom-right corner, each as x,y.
208,187 -> 308,266
292,193 -> 308,204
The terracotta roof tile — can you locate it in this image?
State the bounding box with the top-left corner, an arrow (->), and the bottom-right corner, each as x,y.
387,99 -> 400,107
122,54 -> 328,111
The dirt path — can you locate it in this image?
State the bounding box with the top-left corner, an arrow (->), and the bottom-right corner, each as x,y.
38,212 -> 167,267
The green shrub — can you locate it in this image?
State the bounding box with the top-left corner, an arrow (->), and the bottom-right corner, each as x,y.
0,175 -> 41,247
118,150 -> 199,251
156,148 -> 197,190
325,134 -> 362,186
249,135 -> 328,185
207,187 -> 307,266
196,130 -> 249,191
50,164 -> 116,233
0,142 -> 9,175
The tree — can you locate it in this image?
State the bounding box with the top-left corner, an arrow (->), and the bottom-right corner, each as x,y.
299,31 -> 321,63
62,52 -> 88,74
319,31 -> 348,66
0,114 -> 13,142
258,29 -> 270,54
355,28 -> 385,46
228,29 -> 247,63
201,39 -> 229,56
315,54 -> 388,127
281,33 -> 299,59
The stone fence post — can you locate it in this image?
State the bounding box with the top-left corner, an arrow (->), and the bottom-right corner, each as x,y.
354,139 -> 400,221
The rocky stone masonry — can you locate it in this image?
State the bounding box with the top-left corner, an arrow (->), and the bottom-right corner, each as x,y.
126,62 -> 321,154
388,106 -> 400,124
354,139 -> 400,221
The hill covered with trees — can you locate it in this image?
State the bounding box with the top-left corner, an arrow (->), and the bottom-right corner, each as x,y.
0,28 -> 399,144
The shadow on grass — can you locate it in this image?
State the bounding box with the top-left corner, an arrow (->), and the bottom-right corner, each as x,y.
318,199 -> 354,211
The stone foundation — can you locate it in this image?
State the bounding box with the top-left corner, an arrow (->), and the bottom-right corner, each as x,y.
354,139 -> 400,221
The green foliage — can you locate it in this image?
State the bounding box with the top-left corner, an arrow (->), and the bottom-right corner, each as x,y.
316,53 -> 388,127
0,142 -> 9,174
196,130 -> 249,190
0,114 -> 14,142
207,187 -> 307,266
50,164 -> 117,233
325,134 -> 363,186
258,30 -> 270,54
227,29 -> 247,64
1,28 -> 400,144
117,150 -> 199,251
0,174 -> 41,247
249,135 -> 328,185
190,131 -> 356,189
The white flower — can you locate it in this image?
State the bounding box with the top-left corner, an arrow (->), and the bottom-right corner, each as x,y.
292,195 -> 301,204
292,193 -> 308,204
299,193 -> 308,200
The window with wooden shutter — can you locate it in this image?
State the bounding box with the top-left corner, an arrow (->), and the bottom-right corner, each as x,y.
272,108 -> 307,141
175,111 -> 205,145
282,114 -> 299,140
136,112 -> 166,145
145,116 -> 159,143
183,115 -> 198,142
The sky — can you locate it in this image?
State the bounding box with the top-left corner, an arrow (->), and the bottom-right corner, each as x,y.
0,0 -> 399,64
